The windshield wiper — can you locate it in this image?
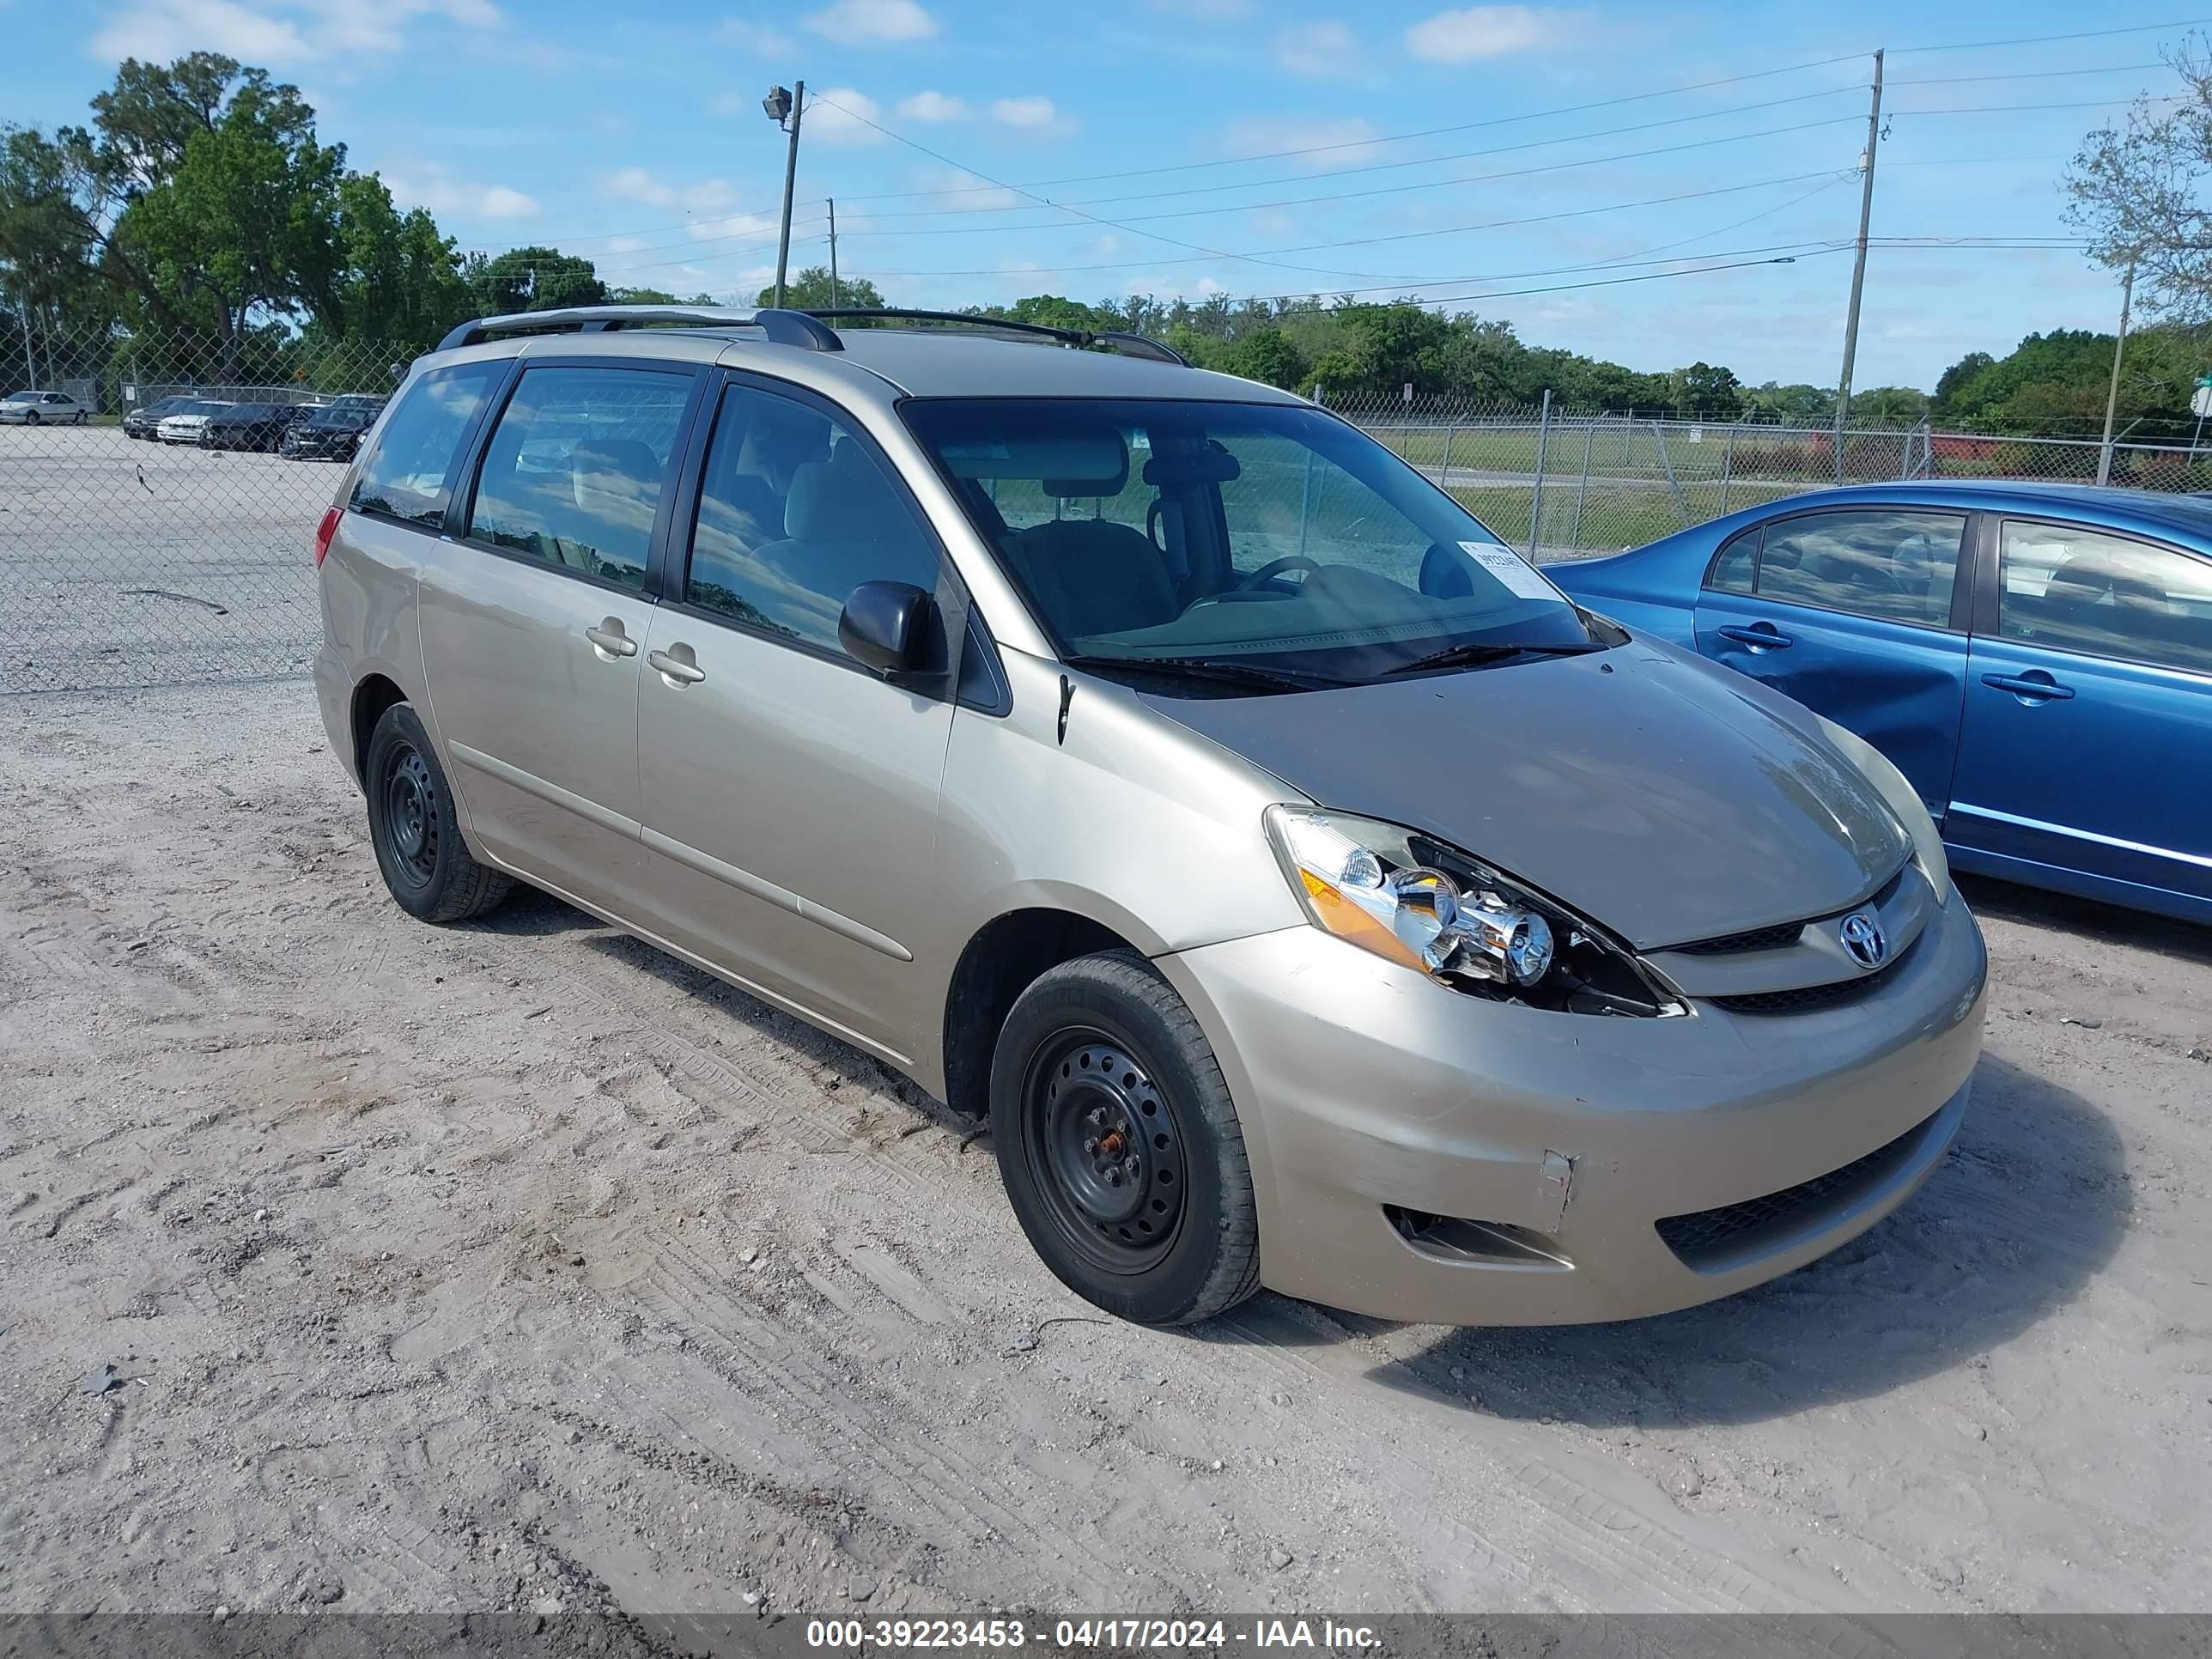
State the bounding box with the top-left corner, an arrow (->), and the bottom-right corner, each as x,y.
1383,639 -> 1601,678
1060,653 -> 1356,692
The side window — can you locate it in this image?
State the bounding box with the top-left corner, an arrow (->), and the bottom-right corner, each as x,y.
352,362 -> 504,529
1997,521 -> 2212,677
1706,527 -> 1758,594
1753,508 -> 1964,627
465,366 -> 691,589
684,384 -> 941,653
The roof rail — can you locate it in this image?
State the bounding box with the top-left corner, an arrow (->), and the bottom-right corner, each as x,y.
435,305 -> 842,353
800,307 -> 1190,367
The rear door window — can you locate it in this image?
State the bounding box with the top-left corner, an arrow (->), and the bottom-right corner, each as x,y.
351,362 -> 506,529
1749,508 -> 1965,628
465,366 -> 693,590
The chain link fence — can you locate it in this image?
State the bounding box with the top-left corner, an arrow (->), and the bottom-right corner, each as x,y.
1330,392 -> 2212,564
8,325 -> 2212,695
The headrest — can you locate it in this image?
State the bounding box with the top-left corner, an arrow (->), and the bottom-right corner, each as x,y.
936,428 -> 1127,487
785,450 -> 904,542
1141,445 -> 1241,487
2045,552 -> 2150,604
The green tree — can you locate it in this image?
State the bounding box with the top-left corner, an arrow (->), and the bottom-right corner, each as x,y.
1219,326 -> 1308,389
1929,352 -> 1993,421
1742,380 -> 1838,424
471,246 -> 607,313
1851,386 -> 1929,427
756,266 -> 887,309
1668,361 -> 1743,419
2064,33 -> 2212,323
316,173 -> 470,349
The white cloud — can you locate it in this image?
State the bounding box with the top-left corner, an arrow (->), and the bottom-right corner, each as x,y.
1273,21 -> 1362,80
688,211 -> 778,243
897,89 -> 969,121
991,95 -> 1060,130
1145,0 -> 1252,15
805,0 -> 935,44
1221,114 -> 1385,170
910,167 -> 1024,212
804,87 -> 885,144
1249,209 -> 1297,237
719,16 -> 797,54
601,167 -> 741,212
386,170 -> 539,221
1404,5 -> 1557,63
91,0 -> 498,64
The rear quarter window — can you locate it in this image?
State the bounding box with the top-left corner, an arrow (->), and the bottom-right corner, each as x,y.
351,362 -> 506,529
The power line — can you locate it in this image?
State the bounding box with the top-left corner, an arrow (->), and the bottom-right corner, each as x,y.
809,94 -> 1403,283
848,87 -> 1869,223
1887,94 -> 2185,114
856,170 -> 1853,280
1887,16 -> 2212,53
834,117 -> 1866,240
830,53 -> 1874,204
1887,61 -> 2164,85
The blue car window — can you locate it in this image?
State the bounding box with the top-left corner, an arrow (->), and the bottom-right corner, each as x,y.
1753,509 -> 1964,629
1706,527 -> 1757,594
1998,522 -> 2212,678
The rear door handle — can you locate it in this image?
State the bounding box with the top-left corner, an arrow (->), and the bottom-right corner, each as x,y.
1982,672 -> 2074,702
648,647 -> 706,686
1717,623 -> 1794,651
584,623 -> 638,659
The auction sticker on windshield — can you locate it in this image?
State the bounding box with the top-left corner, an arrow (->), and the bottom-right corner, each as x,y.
1460,541 -> 1556,600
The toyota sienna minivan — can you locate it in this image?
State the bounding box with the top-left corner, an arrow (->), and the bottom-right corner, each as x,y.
313,305 -> 1986,1328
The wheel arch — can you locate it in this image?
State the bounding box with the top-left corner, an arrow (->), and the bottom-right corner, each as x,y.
939,906 -> 1146,1121
349,672 -> 410,787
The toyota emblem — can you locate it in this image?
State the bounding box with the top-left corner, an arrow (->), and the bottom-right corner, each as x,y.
1839,911 -> 1887,970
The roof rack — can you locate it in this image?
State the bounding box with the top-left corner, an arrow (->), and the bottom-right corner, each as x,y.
800,307 -> 1191,367
435,305 -> 842,354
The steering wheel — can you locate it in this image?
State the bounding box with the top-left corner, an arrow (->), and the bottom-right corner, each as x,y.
1237,555 -> 1323,591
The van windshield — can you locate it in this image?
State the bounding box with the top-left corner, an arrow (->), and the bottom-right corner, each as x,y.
902,398 -> 1597,685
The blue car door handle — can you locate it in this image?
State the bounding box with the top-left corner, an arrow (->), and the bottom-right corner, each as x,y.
1717,623 -> 1793,651
1982,671 -> 2075,702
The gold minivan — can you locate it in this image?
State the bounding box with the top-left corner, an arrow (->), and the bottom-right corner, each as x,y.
316,306 -> 1985,1328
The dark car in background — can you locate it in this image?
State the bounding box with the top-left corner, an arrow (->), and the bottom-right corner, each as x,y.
199,401 -> 301,452
280,395 -> 386,460
123,395 -> 197,440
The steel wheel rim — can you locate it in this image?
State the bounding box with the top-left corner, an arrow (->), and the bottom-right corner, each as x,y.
380,743 -> 439,888
1023,1028 -> 1188,1275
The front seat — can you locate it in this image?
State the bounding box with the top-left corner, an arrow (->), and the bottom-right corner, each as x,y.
748,447 -> 937,649
1006,468 -> 1182,639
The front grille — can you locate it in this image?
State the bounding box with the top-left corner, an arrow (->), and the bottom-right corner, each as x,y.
1655,1108 -> 1941,1269
1706,939 -> 1911,1014
1672,920 -> 1805,956
1666,866 -> 1908,957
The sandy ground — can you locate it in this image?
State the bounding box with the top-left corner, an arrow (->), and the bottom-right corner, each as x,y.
3,678 -> 2209,1632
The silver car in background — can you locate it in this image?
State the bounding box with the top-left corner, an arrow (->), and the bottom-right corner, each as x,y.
156,399 -> 234,444
313,306 -> 1986,1328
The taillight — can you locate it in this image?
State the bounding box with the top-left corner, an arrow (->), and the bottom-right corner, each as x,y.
313,506 -> 342,568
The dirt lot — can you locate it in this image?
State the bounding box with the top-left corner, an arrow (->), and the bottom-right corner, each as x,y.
3,678 -> 2210,1631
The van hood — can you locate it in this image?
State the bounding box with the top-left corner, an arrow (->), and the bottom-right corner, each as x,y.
1139,640 -> 1911,951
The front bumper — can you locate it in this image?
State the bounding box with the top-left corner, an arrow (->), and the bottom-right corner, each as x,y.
1156,894 -> 1987,1325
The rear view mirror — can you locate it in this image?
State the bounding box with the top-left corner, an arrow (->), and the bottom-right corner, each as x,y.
839,581 -> 937,678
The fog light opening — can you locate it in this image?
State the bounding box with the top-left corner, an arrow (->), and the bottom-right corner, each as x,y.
1385,1206 -> 1575,1270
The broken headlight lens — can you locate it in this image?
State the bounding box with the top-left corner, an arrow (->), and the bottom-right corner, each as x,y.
1262,805 -> 1679,1016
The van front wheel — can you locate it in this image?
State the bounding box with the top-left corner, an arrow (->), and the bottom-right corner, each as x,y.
990,951 -> 1260,1326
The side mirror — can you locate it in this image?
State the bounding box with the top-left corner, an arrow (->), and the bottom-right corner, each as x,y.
839,580 -> 937,678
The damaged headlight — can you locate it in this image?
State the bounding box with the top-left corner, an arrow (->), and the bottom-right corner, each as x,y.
1263,805 -> 1681,1016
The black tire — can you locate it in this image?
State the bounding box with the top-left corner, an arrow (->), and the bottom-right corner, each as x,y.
74,411 -> 87,425
21,410 -> 37,426
363,702 -> 511,923
989,951 -> 1261,1326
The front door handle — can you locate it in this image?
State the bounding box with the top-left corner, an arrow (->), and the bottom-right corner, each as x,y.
1982,671 -> 2074,703
648,647 -> 707,687
585,622 -> 638,659
1717,623 -> 1794,651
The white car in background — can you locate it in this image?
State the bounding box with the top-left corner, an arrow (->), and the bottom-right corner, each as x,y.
0,390 -> 90,425
156,400 -> 234,444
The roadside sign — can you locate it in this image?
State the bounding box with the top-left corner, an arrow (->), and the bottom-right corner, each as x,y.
1401,382 -> 1413,403
2191,386 -> 2212,418
1688,426 -> 1704,443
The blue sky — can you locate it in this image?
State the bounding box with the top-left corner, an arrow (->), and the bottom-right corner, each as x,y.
4,0 -> 2197,390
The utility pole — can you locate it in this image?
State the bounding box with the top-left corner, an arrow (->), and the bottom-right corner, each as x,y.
767,79 -> 806,309
2096,256 -> 2137,487
1833,47 -> 1884,482
828,198 -> 841,308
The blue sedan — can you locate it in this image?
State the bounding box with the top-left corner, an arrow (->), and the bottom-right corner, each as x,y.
1549,481 -> 2212,925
